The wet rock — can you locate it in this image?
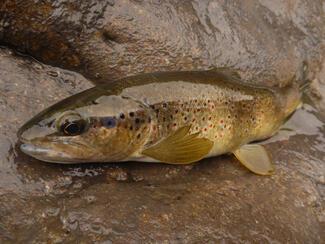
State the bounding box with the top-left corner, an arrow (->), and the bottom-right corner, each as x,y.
1,0 -> 325,85
0,48 -> 324,243
1,0 -> 325,242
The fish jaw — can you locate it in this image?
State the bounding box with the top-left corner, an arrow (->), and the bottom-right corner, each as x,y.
20,143 -> 81,164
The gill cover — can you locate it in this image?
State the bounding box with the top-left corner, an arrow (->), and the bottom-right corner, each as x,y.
18,86 -> 152,163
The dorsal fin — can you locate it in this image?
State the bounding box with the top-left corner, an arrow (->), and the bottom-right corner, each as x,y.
209,67 -> 242,82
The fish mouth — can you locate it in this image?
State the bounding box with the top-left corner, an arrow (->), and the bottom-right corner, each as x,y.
20,143 -> 77,164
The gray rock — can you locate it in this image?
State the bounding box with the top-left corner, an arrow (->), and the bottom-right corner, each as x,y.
0,0 -> 325,242
1,0 -> 325,86
0,47 -> 324,243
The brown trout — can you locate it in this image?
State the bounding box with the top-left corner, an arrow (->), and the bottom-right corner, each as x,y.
18,68 -> 305,175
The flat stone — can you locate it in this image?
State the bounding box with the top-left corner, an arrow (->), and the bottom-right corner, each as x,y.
0,48 -> 324,243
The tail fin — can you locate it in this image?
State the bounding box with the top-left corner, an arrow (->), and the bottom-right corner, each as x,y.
299,79 -> 311,93
299,61 -> 311,94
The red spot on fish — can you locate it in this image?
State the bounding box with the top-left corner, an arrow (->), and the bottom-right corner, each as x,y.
204,128 -> 207,131
208,116 -> 212,121
173,123 -> 177,127
192,118 -> 196,122
209,124 -> 213,128
220,120 -> 224,124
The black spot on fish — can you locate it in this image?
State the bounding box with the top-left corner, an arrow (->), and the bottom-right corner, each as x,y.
130,126 -> 133,131
163,103 -> 167,108
120,113 -> 125,119
135,118 -> 140,124
137,134 -> 141,139
129,112 -> 135,117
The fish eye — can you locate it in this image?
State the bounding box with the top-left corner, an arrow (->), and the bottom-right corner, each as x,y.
102,117 -> 116,128
57,113 -> 87,136
61,121 -> 85,136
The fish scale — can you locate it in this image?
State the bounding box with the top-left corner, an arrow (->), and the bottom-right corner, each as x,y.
120,79 -> 279,157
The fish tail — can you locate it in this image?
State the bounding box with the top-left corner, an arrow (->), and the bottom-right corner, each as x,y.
299,79 -> 311,93
298,60 -> 311,94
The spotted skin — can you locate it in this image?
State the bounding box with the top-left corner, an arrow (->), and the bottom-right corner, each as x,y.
120,79 -> 283,159
18,70 -> 301,163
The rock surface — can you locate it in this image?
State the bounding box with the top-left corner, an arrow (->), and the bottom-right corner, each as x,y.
1,0 -> 325,85
0,0 -> 325,242
0,47 -> 324,244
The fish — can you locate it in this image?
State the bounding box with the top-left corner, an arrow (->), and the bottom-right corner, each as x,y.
18,68 -> 306,175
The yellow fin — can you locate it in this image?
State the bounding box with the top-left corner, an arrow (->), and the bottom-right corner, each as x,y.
233,144 -> 275,175
142,126 -> 213,164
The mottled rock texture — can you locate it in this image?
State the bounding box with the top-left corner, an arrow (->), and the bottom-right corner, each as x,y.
1,0 -> 325,85
0,0 -> 325,242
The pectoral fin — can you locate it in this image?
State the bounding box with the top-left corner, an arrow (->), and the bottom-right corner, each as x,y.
142,126 -> 213,164
233,144 -> 274,175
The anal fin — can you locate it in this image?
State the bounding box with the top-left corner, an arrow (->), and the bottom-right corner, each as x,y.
233,144 -> 274,175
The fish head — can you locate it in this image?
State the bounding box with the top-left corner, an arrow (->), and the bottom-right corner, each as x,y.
18,88 -> 152,163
